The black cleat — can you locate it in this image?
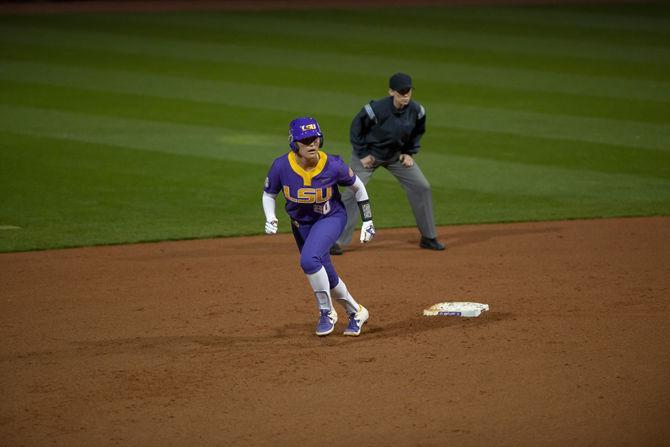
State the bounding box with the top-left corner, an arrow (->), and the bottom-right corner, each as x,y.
420,237 -> 445,251
329,243 -> 343,255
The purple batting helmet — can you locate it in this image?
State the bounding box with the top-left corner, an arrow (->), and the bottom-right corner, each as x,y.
288,116 -> 324,152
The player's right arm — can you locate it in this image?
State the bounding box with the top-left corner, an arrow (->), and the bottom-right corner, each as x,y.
262,161 -> 282,235
262,192 -> 278,234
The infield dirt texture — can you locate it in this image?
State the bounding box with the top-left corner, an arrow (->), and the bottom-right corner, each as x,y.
1,217 -> 669,445
1,0 -> 670,446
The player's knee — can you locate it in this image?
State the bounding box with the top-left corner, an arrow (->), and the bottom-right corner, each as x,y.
299,253 -> 322,274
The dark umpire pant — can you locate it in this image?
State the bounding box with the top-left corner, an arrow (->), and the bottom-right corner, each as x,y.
337,150 -> 438,246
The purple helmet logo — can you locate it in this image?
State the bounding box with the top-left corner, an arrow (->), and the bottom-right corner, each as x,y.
288,116 -> 324,152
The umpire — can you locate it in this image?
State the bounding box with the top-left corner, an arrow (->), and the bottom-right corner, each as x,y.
331,72 -> 445,255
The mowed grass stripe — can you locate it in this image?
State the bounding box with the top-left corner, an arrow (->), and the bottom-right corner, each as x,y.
416,151 -> 670,204
136,12 -> 670,64
2,22 -> 666,84
1,127 -> 666,252
429,126 -> 670,181
427,102 -> 670,153
0,62 -> 367,133
7,129 -> 657,253
0,104 -> 288,165
0,132 -> 268,251
4,81 -> 668,181
0,80 -> 319,141
374,5 -> 670,37
1,61 -> 668,152
2,26 -> 668,103
344,155 -> 670,228
5,10 -> 669,66
3,42 -> 669,124
2,15 -> 669,83
9,5 -> 670,40
1,104 -> 668,209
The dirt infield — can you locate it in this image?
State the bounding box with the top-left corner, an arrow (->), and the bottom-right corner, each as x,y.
1,217 -> 669,446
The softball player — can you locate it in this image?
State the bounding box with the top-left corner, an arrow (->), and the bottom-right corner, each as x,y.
262,116 -> 376,336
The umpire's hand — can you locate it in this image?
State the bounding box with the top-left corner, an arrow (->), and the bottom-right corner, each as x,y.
399,154 -> 414,167
360,155 -> 375,169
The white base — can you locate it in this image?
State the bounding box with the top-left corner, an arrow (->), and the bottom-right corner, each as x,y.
423,301 -> 489,318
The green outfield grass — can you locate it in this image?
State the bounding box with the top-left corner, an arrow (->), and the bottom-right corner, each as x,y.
1,4 -> 669,252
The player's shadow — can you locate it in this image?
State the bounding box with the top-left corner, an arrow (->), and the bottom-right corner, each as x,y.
272,311 -> 512,347
363,311 -> 511,340
53,313 -> 511,357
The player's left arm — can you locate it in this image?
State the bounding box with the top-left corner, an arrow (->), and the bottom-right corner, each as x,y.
335,157 -> 375,243
348,176 -> 375,243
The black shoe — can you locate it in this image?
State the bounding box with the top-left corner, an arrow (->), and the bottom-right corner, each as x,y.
420,237 -> 445,251
329,243 -> 343,255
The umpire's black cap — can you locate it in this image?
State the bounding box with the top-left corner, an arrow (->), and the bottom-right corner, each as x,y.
389,72 -> 412,92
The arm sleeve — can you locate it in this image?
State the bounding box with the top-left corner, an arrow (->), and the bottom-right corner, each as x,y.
348,176 -> 369,202
403,104 -> 426,155
262,191 -> 277,222
349,176 -> 373,222
349,107 -> 374,159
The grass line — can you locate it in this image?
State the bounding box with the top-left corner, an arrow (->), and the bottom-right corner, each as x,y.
2,28 -> 668,100
2,63 -> 668,152
4,11 -> 669,65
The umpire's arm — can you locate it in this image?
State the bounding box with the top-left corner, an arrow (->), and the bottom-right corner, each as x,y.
404,105 -> 426,155
350,107 -> 374,159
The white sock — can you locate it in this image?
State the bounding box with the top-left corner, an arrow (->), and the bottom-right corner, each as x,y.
306,267 -> 333,311
331,278 -> 360,315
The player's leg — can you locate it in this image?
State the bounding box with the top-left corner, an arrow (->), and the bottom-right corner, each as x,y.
297,213 -> 346,336
290,219 -> 307,252
334,152 -> 375,251
321,255 -> 364,320
330,277 -> 369,336
300,214 -> 345,287
292,220 -> 335,334
315,212 -> 370,336
386,158 -> 445,250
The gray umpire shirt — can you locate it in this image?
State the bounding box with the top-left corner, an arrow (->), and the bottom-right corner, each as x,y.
349,96 -> 426,162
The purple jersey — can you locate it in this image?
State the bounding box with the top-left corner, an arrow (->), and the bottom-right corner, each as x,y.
264,151 -> 356,224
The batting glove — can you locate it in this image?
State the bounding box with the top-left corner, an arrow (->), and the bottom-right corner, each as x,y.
265,219 -> 278,235
360,220 -> 375,243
